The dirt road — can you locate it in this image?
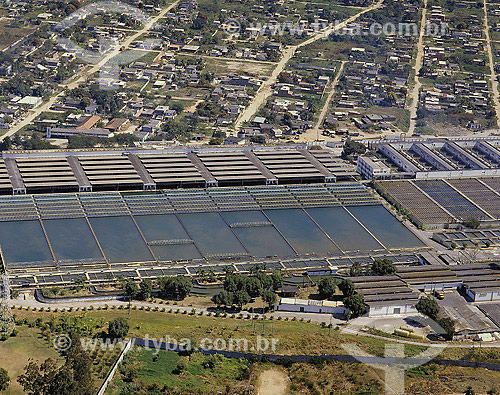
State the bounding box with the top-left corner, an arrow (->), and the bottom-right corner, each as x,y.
483,0 -> 500,128
300,60 -> 346,142
257,369 -> 289,395
2,0 -> 180,141
407,0 -> 427,135
233,0 -> 384,132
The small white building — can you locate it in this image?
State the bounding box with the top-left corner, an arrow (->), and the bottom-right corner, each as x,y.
275,298 -> 347,315
357,156 -> 391,179
366,300 -> 419,317
464,282 -> 500,302
17,96 -> 43,109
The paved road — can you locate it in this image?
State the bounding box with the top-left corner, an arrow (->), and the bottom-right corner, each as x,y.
483,0 -> 500,128
2,0 -> 180,142
233,0 -> 384,132
407,0 -> 427,135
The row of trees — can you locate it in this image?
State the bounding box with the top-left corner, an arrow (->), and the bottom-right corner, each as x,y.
121,276 -> 193,301
212,269 -> 282,310
349,258 -> 396,277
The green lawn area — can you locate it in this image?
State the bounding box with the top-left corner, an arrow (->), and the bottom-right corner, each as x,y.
0,326 -> 62,395
106,348 -> 250,394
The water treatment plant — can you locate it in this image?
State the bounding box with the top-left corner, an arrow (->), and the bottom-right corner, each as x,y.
0,144 -> 433,293
6,0 -> 500,391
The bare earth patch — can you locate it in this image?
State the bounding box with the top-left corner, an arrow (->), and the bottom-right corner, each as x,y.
258,368 -> 289,395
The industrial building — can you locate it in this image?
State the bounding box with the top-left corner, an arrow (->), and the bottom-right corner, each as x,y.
347,261 -> 500,317
275,298 -> 346,315
356,156 -> 391,179
349,275 -> 420,317
0,146 -> 357,194
455,263 -> 500,302
375,137 -> 500,179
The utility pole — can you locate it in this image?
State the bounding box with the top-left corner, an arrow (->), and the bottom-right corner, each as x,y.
252,307 -> 255,335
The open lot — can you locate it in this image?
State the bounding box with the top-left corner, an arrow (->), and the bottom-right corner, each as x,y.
0,21 -> 35,51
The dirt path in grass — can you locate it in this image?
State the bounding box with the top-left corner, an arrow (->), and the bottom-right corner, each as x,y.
257,369 -> 289,395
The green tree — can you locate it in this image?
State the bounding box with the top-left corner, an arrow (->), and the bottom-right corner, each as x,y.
212,290 -> 233,308
246,277 -> 263,298
223,272 -> 238,293
349,261 -> 363,277
255,269 -> 273,291
463,216 -> 480,229
416,297 -> 440,320
438,317 -> 456,341
270,270 -> 283,291
343,294 -> 366,318
233,290 -> 251,309
262,291 -> 277,310
0,136 -> 12,151
250,135 -> 266,144
372,258 -> 396,276
138,279 -> 152,300
318,277 -> 337,299
0,367 -> 9,391
341,139 -> 366,160
18,359 -> 57,395
108,318 -> 129,339
61,333 -> 93,395
121,279 -> 138,300
158,276 -> 192,300
339,279 -> 355,297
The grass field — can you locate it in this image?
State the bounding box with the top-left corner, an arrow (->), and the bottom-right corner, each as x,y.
0,326 -> 62,395
0,305 -> 500,395
3,308 -> 500,394
0,21 -> 34,51
106,348 -> 250,394
9,307 -> 403,357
